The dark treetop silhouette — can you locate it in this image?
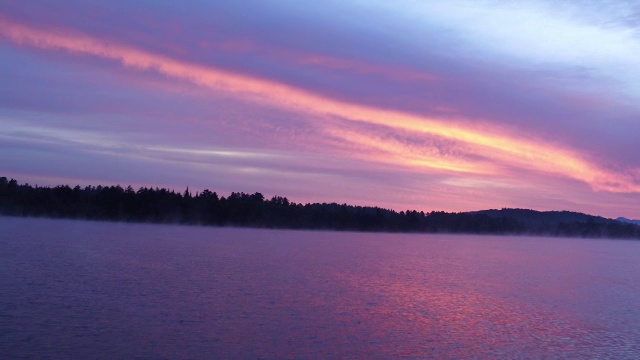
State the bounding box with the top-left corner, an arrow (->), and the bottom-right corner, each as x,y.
1,177 -> 638,239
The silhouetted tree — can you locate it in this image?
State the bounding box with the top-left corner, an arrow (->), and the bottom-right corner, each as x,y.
1,177 -> 639,239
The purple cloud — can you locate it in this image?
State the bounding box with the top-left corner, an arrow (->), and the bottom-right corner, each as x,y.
1,0 -> 639,219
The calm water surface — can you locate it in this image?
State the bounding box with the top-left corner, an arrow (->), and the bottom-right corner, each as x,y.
1,216 -> 640,359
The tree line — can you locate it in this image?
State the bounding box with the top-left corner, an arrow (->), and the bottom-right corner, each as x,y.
1,177 -> 638,239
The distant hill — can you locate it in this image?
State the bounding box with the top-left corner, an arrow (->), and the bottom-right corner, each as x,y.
616,217 -> 640,225
1,176 -> 639,239
470,208 -> 638,238
475,208 -> 616,226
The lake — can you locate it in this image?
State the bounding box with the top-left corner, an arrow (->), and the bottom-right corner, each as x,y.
1,216 -> 639,359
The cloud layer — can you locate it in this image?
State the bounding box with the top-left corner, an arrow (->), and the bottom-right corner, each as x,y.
1,0 -> 640,218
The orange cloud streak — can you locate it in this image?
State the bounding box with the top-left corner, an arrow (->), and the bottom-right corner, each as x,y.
2,18 -> 639,193
324,127 -> 496,175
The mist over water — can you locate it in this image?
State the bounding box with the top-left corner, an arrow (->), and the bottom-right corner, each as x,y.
1,217 -> 639,359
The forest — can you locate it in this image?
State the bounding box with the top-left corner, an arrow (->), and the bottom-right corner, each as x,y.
1,177 -> 639,239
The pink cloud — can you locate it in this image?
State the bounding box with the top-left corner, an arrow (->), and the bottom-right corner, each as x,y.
3,15 -> 640,222
2,17 -> 639,196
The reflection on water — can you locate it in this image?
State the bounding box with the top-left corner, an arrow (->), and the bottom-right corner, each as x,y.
1,217 -> 639,359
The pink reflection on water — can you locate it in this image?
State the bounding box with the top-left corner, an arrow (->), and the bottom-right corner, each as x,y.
328,235 -> 638,358
3,221 -> 639,359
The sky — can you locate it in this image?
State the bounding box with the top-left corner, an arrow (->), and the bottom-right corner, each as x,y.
1,0 -> 640,219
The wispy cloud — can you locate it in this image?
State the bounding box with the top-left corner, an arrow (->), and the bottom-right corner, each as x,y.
2,1 -> 640,219
386,1 -> 640,97
2,17 -> 639,195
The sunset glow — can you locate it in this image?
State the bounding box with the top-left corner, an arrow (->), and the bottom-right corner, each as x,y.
1,1 -> 639,218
